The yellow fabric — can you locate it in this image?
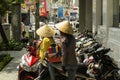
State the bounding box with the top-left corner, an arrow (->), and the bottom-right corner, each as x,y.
39,37 -> 53,63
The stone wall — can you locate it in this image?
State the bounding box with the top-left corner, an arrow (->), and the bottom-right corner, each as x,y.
95,26 -> 107,45
107,28 -> 120,68
97,26 -> 120,73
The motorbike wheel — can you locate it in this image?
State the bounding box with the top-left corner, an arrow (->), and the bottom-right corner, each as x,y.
24,77 -> 34,80
24,75 -> 34,80
20,74 -> 34,80
19,71 -> 37,80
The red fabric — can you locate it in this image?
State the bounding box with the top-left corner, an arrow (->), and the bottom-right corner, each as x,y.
39,0 -> 47,17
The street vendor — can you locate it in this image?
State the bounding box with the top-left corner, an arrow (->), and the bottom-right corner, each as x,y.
55,20 -> 78,80
36,24 -> 56,80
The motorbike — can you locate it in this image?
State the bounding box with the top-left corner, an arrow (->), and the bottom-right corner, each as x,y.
18,41 -> 66,80
75,32 -> 120,80
75,36 -> 100,63
33,58 -> 95,80
18,44 -> 40,80
83,47 -> 120,80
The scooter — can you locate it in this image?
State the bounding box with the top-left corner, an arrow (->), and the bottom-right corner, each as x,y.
18,42 -> 65,80
18,44 -> 40,80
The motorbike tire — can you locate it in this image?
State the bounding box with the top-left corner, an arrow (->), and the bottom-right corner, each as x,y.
20,74 -> 34,80
24,76 -> 34,80
19,71 -> 38,80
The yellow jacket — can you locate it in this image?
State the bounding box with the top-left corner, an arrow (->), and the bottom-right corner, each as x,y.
38,37 -> 54,62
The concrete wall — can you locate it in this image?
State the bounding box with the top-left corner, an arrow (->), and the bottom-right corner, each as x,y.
97,26 -> 120,71
107,28 -> 120,68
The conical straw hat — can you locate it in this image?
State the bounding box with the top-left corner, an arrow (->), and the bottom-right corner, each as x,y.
36,25 -> 55,37
55,20 -> 74,35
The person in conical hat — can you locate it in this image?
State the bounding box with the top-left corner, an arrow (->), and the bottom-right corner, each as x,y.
55,20 -> 78,80
36,25 -> 56,80
36,25 -> 55,37
36,25 -> 57,60
55,20 -> 74,35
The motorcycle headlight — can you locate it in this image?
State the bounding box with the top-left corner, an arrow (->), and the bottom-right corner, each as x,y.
30,61 -> 40,72
20,61 -> 40,72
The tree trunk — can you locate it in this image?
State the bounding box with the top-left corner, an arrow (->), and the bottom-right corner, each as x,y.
35,2 -> 40,39
0,15 -> 9,43
79,0 -> 86,33
11,3 -> 21,41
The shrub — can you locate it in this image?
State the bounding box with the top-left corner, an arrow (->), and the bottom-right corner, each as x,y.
0,40 -> 24,51
0,54 -> 13,71
8,40 -> 24,50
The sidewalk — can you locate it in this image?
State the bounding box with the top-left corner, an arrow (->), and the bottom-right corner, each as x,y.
0,48 -> 27,80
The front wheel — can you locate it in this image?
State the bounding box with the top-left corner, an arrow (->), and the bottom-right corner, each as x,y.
24,75 -> 34,80
20,73 -> 34,80
19,71 -> 38,80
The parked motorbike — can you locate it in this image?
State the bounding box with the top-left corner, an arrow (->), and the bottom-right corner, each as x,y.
75,32 -> 120,80
76,36 -> 99,63
84,47 -> 120,80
